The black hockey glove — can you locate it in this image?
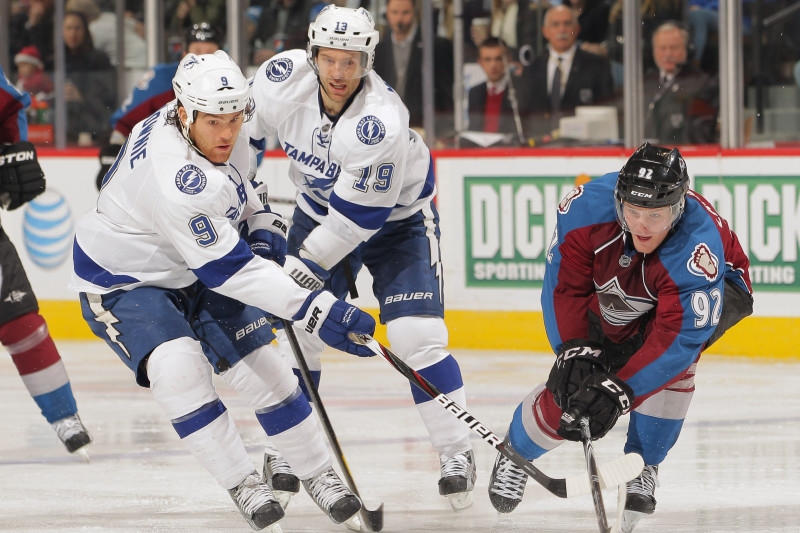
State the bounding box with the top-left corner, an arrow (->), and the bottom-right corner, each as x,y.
0,141 -> 45,210
546,339 -> 608,409
95,142 -> 122,190
557,372 -> 634,442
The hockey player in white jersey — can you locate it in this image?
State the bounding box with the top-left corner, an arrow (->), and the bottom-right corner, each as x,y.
70,51 -> 376,531
249,6 -> 476,511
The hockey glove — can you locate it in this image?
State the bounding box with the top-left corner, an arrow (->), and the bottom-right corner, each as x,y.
250,179 -> 269,207
546,339 -> 608,409
284,254 -> 329,292
557,372 -> 634,442
95,142 -> 122,190
241,211 -> 288,266
0,142 -> 45,210
292,290 -> 376,357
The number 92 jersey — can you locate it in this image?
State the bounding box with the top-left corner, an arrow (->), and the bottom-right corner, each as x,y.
249,50 -> 435,248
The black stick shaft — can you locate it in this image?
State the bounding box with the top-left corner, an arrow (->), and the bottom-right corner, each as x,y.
282,320 -> 384,531
580,418 -> 611,533
354,333 -> 570,498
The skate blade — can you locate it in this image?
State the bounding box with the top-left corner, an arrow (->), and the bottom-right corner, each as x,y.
343,514 -> 362,531
263,523 -> 283,533
446,490 -> 474,511
272,490 -> 294,510
75,447 -> 91,463
619,509 -> 646,533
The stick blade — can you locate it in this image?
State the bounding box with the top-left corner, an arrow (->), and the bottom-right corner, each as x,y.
564,453 -> 644,497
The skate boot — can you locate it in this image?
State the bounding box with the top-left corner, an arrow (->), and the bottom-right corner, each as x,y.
263,453 -> 300,509
438,449 -> 476,511
228,472 -> 285,531
52,414 -> 91,458
620,464 -> 659,533
488,449 -> 528,513
302,467 -> 362,526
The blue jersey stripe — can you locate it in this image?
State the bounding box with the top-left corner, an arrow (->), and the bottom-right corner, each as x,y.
73,239 -> 141,288
192,239 -> 255,289
330,192 -> 392,231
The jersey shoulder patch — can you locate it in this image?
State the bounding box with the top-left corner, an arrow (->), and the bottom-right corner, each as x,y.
265,57 -> 293,82
686,242 -> 719,281
356,115 -> 386,145
175,164 -> 207,195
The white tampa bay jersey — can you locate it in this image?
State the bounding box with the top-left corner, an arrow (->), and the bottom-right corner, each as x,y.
70,103 -> 307,318
249,49 -> 436,267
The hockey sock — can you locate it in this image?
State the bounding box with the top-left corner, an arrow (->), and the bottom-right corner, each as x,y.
0,312 -> 77,423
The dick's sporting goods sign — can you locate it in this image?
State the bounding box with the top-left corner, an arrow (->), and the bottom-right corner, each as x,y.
464,175 -> 800,291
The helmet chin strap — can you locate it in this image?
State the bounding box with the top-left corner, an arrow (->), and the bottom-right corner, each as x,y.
179,112 -> 211,160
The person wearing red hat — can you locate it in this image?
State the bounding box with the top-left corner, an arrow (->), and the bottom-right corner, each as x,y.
14,46 -> 54,98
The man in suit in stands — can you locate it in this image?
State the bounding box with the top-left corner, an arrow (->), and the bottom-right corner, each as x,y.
644,21 -> 718,145
374,0 -> 454,140
519,5 -> 614,139
466,37 -> 523,145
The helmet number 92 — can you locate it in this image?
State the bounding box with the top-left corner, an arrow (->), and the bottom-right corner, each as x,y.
638,168 -> 654,179
690,287 -> 722,328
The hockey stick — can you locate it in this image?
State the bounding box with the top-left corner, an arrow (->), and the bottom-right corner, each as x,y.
580,417 -> 613,533
281,320 -> 384,532
349,333 -> 644,499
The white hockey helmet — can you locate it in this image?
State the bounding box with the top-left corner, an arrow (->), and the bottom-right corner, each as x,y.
307,5 -> 379,78
172,50 -> 252,125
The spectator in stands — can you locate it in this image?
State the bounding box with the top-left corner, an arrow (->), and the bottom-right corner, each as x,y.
644,21 -> 718,144
489,0 -> 521,60
62,10 -> 115,145
13,45 -> 54,99
467,37 -> 523,143
250,0 -> 313,65
167,0 -> 227,40
563,0 -> 611,47
95,22 -> 221,189
374,0 -> 455,139
687,1 -> 718,69
518,4 -> 614,139
9,0 -> 56,72
66,0 -> 148,69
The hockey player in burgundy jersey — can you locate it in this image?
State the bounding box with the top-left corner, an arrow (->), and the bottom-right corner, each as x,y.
488,143 -> 753,532
0,64 -> 91,457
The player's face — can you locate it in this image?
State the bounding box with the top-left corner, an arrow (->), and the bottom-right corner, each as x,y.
181,109 -> 244,164
316,48 -> 364,108
186,41 -> 220,56
622,203 -> 675,254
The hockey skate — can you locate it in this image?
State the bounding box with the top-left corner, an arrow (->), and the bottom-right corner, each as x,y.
228,472 -> 285,531
487,449 -> 528,513
263,453 -> 300,509
620,464 -> 659,533
51,413 -> 91,460
302,467 -> 362,527
438,449 -> 476,511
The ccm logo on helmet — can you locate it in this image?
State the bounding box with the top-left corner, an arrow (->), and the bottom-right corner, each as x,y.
631,190 -> 653,198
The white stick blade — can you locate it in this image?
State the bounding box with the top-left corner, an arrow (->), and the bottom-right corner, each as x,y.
564,453 -> 644,497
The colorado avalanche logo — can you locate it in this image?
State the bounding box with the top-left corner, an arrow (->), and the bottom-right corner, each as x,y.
175,165 -> 207,195
356,116 -> 386,145
687,243 -> 719,282
558,185 -> 584,214
266,58 -> 293,82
